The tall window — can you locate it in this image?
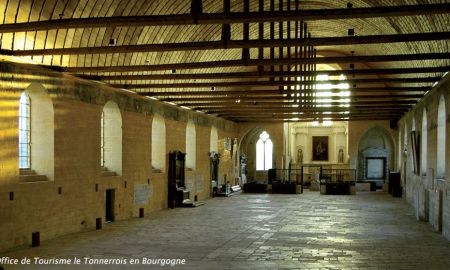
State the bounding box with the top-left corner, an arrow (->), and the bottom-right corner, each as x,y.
101,101 -> 122,174
100,111 -> 105,166
151,113 -> 166,171
411,117 -> 416,172
18,84 -> 54,180
398,127 -> 402,171
186,120 -> 196,170
210,126 -> 218,152
421,109 -> 428,175
256,131 -> 273,171
437,95 -> 446,178
19,93 -> 31,169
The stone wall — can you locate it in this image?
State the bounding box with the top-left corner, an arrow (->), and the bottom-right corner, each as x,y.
0,58 -> 238,252
398,73 -> 450,240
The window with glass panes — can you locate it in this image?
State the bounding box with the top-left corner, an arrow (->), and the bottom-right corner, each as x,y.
18,93 -> 31,169
256,131 -> 273,171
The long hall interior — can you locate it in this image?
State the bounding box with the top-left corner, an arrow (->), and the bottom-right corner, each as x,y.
0,0 -> 449,269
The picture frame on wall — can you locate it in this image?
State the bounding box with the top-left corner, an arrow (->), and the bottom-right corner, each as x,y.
312,136 -> 328,161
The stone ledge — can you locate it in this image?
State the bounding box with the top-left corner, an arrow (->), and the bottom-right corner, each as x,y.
19,174 -> 48,183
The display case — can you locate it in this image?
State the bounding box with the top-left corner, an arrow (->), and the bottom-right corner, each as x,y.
168,151 -> 186,208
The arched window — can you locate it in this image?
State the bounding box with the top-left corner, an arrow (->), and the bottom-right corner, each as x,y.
256,131 -> 273,171
437,95 -> 446,178
101,101 -> 122,175
210,126 -> 218,152
186,120 -> 196,170
421,109 -> 428,175
151,113 -> 166,171
18,93 -> 31,169
18,84 -> 54,180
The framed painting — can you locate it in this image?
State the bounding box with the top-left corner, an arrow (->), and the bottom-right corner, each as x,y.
312,136 -> 328,161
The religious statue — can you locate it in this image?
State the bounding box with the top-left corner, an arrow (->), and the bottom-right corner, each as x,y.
338,148 -> 344,163
297,147 -> 303,164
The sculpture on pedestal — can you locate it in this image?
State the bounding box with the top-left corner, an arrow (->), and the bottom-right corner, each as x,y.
297,147 -> 303,165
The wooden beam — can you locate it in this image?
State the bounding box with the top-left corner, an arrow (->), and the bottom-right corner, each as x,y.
64,53 -> 450,72
1,4 -> 448,33
200,104 -> 411,114
228,115 -> 399,121
138,87 -> 429,96
115,77 -> 438,89
206,107 -> 410,114
12,32 -> 450,56
178,100 -> 418,106
222,113 -> 403,119
231,117 -> 398,122
84,66 -> 449,81
162,94 -> 423,102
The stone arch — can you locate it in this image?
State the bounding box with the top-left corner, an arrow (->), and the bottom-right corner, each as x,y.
357,126 -> 395,183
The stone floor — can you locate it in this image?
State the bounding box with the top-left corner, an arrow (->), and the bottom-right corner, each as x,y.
1,191 -> 450,270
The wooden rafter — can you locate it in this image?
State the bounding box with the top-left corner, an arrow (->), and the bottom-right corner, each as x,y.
64,53 -> 450,72
114,77 -> 438,89
137,87 -> 430,97
178,100 -> 418,107
8,32 -> 450,56
83,67 -> 449,81
1,4 -> 448,33
162,94 -> 423,102
204,107 -> 410,113
138,87 -> 429,96
228,115 -> 400,122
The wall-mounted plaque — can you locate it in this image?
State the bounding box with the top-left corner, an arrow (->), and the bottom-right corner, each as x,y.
134,184 -> 151,205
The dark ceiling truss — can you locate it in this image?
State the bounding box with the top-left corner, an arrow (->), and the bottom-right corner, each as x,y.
138,87 -> 430,97
63,53 -> 450,73
228,116 -> 400,122
161,94 -> 423,101
4,32 -> 449,56
113,77 -> 439,89
201,106 -> 412,113
177,100 -> 419,107
0,4 -> 448,33
82,67 -> 449,81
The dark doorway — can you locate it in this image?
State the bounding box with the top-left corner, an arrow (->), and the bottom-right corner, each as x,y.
105,189 -> 115,223
210,152 -> 219,196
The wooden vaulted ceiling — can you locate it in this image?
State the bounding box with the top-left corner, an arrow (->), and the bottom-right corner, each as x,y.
0,0 -> 449,122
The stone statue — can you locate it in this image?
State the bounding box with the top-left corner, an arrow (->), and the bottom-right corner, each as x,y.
338,148 -> 344,163
297,147 -> 303,164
